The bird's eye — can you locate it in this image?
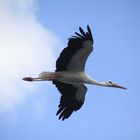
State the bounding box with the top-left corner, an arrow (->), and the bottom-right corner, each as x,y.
109,81 -> 112,84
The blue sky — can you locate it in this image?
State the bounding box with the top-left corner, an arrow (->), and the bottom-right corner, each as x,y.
0,0 -> 140,140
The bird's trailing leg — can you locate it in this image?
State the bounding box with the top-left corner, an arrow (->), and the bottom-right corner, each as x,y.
22,77 -> 54,82
23,72 -> 62,82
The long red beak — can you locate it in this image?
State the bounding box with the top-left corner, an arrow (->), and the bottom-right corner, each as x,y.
112,83 -> 127,89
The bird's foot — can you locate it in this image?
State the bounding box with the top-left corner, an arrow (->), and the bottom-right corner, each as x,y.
23,77 -> 33,82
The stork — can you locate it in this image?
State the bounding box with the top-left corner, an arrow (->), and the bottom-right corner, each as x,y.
23,25 -> 126,121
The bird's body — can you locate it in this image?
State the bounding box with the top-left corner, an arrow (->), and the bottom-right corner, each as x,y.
39,71 -> 92,84
23,25 -> 126,121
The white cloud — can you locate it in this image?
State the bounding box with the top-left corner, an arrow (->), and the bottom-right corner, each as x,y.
0,0 -> 59,114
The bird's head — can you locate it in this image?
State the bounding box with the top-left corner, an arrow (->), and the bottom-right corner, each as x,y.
106,81 -> 127,89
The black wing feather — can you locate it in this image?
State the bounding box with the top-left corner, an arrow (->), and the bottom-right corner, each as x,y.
75,32 -> 84,38
79,27 -> 87,37
87,25 -> 93,41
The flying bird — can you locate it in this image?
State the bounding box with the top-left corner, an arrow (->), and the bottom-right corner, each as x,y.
23,25 -> 126,121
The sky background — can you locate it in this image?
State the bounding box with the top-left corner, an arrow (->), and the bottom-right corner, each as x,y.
0,0 -> 140,140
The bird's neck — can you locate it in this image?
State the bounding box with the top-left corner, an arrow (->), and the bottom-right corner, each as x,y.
86,79 -> 108,87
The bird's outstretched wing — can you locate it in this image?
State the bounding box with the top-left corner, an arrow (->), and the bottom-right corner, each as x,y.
53,80 -> 87,121
55,25 -> 94,72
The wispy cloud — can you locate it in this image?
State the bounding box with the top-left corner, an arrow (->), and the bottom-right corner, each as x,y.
0,0 -> 59,114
